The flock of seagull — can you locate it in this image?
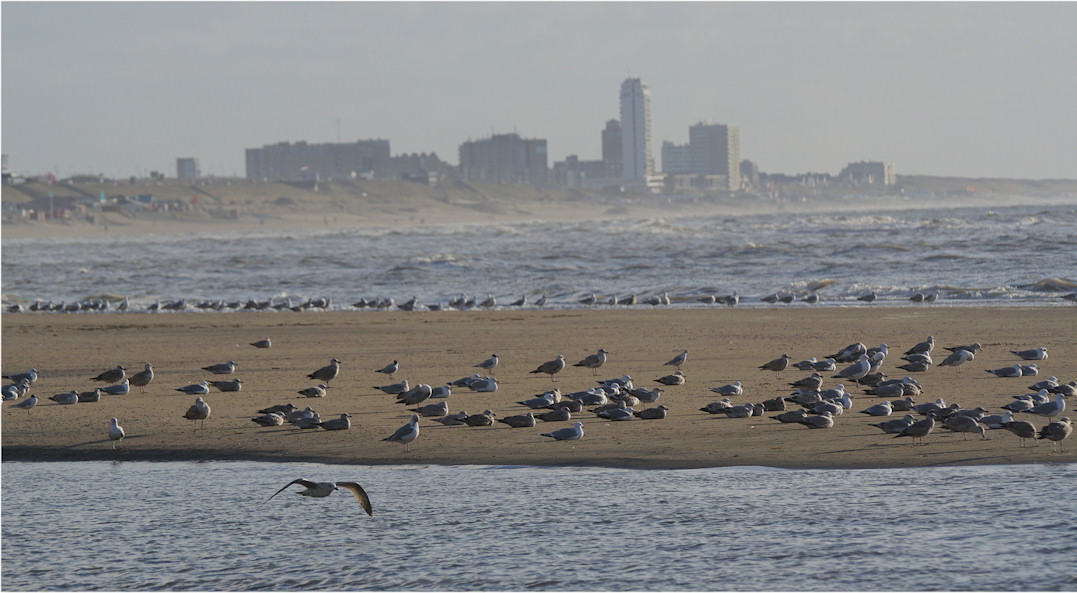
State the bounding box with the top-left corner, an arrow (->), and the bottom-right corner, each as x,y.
10,288 -> 1077,316
3,328 -> 1074,515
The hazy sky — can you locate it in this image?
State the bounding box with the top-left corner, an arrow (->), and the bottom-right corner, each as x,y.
3,2 -> 1075,179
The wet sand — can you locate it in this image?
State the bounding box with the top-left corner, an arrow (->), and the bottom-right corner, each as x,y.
2,307 -> 1074,468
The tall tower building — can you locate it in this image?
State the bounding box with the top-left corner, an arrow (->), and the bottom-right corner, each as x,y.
619,78 -> 653,182
689,122 -> 740,191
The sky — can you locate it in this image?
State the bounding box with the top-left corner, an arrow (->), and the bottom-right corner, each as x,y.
2,2 -> 1075,180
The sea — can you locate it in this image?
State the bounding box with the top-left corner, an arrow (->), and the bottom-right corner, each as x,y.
3,196 -> 1077,591
2,461 -> 1076,591
2,196 -> 1076,310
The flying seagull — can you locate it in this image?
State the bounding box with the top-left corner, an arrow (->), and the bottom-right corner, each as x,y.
264,478 -> 372,516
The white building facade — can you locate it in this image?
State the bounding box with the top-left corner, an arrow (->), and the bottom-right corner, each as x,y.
619,78 -> 654,182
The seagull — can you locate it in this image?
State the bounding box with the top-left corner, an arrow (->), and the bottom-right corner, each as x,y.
860,401 -> 893,417
184,397 -> 211,429
317,413 -> 352,431
383,414 -> 420,451
411,401 -> 449,417
835,353 -> 873,382
3,368 -> 38,385
176,381 -> 210,395
718,292 -> 739,307
10,394 -> 38,413
938,349 -> 975,368
91,365 -> 126,383
264,479 -> 372,516
534,295 -> 548,307
467,376 -> 499,393
759,354 -> 791,380
904,336 -> 935,356
77,388 -> 103,403
252,412 -> 285,427
573,349 -> 609,376
980,410 -> 1014,429
870,414 -> 917,434
711,381 -> 743,397
617,294 -> 637,306
108,418 -> 125,449
1020,363 -> 1040,377
202,361 -> 237,375
635,405 -> 669,420
128,363 -> 154,393
49,390 -> 79,406
655,371 -> 686,386
1036,417 -> 1073,452
518,390 -> 561,409
664,350 -> 688,370
893,415 -> 935,445
629,386 -> 663,407
308,358 -> 342,385
397,383 -> 434,405
98,379 -> 130,396
376,360 -> 399,379
209,378 -> 243,392
373,379 -> 409,395
945,343 -> 982,354
857,290 -> 877,302
250,337 -> 272,349
943,415 -> 987,440
1001,420 -> 1038,447
475,354 -> 499,373
429,385 -> 452,399
463,410 -> 496,426
536,407 -> 572,422
541,421 -> 584,441
434,410 -> 470,426
1026,393 -> 1066,421
799,411 -> 835,429
530,355 -> 566,382
498,412 -> 537,428
1011,347 -> 1048,360
986,364 -> 1024,378
298,384 -> 328,398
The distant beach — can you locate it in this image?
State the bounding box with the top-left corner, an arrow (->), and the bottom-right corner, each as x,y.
3,307 -> 1073,468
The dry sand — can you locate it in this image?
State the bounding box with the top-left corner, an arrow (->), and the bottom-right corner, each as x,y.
2,307 -> 1073,469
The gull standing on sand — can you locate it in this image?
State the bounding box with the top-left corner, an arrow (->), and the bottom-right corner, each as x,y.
1027,393 -> 1066,421
1001,420 -> 1038,447
308,358 -> 341,385
530,355 -> 566,382
128,363 -> 154,393
573,349 -> 608,376
542,421 -> 584,441
250,337 -> 272,349
384,414 -> 420,451
202,361 -> 237,375
184,397 -> 211,429
893,415 -> 936,445
938,349 -> 975,368
10,394 -> 38,413
475,354 -> 499,373
833,354 -> 871,385
265,479 -> 372,516
1037,417 -> 1072,452
91,365 -> 126,384
943,415 -> 987,440
759,354 -> 791,380
108,418 -> 125,449
376,360 -> 399,379
664,350 -> 688,371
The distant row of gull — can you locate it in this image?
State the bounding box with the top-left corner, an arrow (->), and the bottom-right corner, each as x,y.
10,288 -> 1077,314
5,328 -> 1073,513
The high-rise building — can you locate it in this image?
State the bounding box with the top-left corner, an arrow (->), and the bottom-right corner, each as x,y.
176,157 -> 200,180
619,78 -> 653,182
244,140 -> 391,181
458,133 -> 548,186
601,119 -> 622,165
661,141 -> 691,175
689,122 -> 740,191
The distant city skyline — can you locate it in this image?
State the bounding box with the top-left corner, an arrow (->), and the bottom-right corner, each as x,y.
3,2 -> 1075,179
